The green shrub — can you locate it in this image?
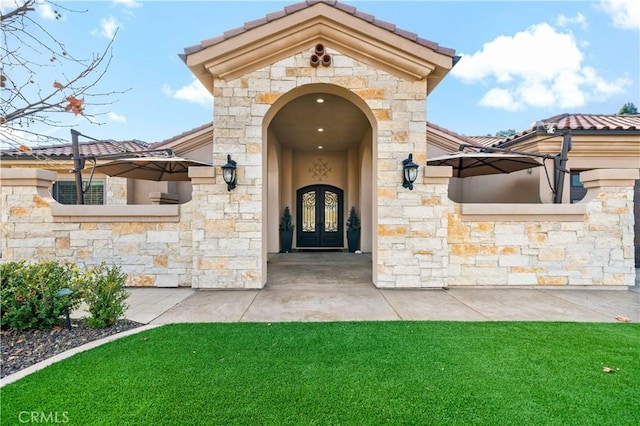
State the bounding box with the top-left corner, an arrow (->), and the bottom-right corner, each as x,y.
0,260 -> 83,330
82,263 -> 128,329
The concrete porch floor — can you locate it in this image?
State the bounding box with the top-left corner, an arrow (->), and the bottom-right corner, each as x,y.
122,253 -> 640,324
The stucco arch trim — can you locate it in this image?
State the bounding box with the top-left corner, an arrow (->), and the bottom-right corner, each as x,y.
263,83 -> 377,131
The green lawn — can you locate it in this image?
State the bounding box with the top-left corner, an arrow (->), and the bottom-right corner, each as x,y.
2,322 -> 638,425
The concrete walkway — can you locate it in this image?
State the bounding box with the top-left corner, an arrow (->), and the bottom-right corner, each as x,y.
124,253 -> 640,324
128,286 -> 639,324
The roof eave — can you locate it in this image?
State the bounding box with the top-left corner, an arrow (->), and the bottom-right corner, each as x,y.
183,2 -> 456,89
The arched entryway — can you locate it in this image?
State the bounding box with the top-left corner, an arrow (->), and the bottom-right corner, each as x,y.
262,83 -> 377,285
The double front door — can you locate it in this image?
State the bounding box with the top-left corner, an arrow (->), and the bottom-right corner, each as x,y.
296,185 -> 344,247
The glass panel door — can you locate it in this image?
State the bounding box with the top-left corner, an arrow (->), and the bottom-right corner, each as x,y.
302,191 -> 316,232
324,191 -> 338,233
296,185 -> 344,247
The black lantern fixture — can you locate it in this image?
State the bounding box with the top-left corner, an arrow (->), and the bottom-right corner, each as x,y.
221,154 -> 237,191
402,153 -> 419,190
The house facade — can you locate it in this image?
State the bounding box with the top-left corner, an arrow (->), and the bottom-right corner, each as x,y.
1,1 -> 638,288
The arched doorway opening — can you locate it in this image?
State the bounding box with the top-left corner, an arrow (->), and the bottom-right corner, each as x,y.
262,84 -> 376,285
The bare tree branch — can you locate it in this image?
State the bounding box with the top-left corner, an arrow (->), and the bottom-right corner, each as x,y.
1,0 -> 127,148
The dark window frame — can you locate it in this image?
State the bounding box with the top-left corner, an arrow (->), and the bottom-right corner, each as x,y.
569,171 -> 587,204
52,180 -> 105,205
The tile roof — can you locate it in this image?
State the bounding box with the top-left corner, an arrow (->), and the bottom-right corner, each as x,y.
467,136 -> 505,147
427,121 -> 480,146
502,113 -> 640,145
183,0 -> 456,58
150,122 -> 213,148
551,113 -> 640,131
0,140 -> 149,160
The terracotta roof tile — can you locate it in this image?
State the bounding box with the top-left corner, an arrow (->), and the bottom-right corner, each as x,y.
223,26 -> 246,39
335,2 -> 356,14
555,113 -> 640,131
184,0 -> 456,58
151,122 -> 214,147
417,37 -> 438,50
435,46 -> 456,57
200,35 -> 224,49
372,18 -> 396,32
0,140 -> 149,159
244,17 -> 268,30
284,1 -> 308,14
266,9 -> 287,21
353,9 -> 374,23
394,28 -> 418,42
427,121 -> 479,146
502,113 -> 640,144
468,136 -> 505,147
183,44 -> 203,55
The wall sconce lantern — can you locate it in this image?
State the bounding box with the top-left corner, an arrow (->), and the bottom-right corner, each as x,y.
402,153 -> 419,190
221,154 -> 237,191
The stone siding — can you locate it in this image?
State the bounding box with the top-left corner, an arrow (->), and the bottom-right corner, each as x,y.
208,46 -> 428,288
447,169 -> 638,287
2,168 -> 635,288
1,170 -> 193,288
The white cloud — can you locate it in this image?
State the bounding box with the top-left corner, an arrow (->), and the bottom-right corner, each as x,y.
479,88 -> 522,111
451,23 -> 630,111
557,12 -> 588,29
92,16 -> 120,39
598,0 -> 640,30
107,112 -> 127,123
0,0 -> 20,13
36,1 -> 57,20
0,0 -> 55,19
163,80 -> 212,106
112,0 -> 142,8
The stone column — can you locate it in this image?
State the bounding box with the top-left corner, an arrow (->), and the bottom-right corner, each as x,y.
0,169 -> 57,259
581,169 -> 639,286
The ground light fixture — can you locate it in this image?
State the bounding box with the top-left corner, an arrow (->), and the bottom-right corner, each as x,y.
221,154 -> 237,191
55,288 -> 74,330
402,153 -> 419,190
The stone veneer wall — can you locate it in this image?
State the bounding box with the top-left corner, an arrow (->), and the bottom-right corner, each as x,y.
445,168 -> 639,287
0,168 -> 637,288
0,169 -> 194,288
208,46 -> 428,288
104,177 -> 128,205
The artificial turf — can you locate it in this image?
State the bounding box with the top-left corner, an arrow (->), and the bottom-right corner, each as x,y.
1,322 -> 638,425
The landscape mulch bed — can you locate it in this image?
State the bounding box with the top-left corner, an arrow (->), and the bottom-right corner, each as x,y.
1,319 -> 143,379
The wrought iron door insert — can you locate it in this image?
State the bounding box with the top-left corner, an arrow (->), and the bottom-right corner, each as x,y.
296,185 -> 344,247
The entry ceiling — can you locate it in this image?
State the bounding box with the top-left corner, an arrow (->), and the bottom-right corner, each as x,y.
269,93 -> 370,152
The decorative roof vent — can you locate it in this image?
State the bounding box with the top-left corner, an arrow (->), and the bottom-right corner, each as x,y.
310,43 -> 331,67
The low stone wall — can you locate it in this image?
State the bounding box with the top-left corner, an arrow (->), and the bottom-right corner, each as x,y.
1,168 -> 637,288
1,169 -> 191,288
446,168 -> 638,287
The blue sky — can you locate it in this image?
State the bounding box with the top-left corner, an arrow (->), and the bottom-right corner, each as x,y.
2,0 -> 639,146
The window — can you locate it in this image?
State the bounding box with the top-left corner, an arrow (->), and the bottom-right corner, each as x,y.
52,180 -> 105,205
570,171 -> 587,203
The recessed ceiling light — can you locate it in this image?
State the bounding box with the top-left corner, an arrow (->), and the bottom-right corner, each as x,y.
317,128 -> 324,132
316,98 -> 324,103
318,145 -> 323,150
